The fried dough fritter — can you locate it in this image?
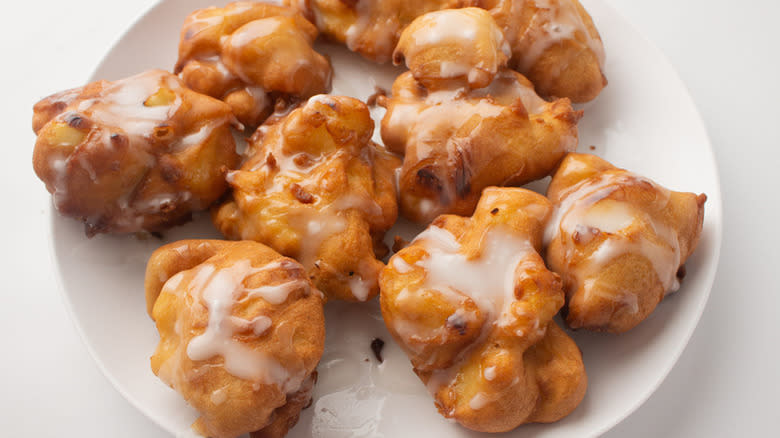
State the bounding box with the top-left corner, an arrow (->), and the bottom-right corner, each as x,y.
382,9 -> 581,223
175,1 -> 332,128
145,239 -> 325,438
288,0 -> 605,102
213,95 -> 400,302
484,0 -> 606,102
289,0 -> 465,63
380,187 -> 586,432
393,8 -> 512,90
32,69 -> 240,236
545,153 -> 707,333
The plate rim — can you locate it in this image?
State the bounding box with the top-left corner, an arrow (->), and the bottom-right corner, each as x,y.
48,0 -> 724,436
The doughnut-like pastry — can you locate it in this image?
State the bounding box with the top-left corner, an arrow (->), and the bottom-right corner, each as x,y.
380,187 -> 586,432
175,1 -> 332,128
288,0 -> 464,63
545,153 -> 707,333
393,8 -> 512,90
288,0 -> 605,102
213,95 -> 400,302
32,69 -> 240,236
382,9 -> 580,223
145,239 -> 325,438
484,0 -> 606,102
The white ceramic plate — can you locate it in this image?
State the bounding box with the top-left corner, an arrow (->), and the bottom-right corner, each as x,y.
52,0 -> 723,437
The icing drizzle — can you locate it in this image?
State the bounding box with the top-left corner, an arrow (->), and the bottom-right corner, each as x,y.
180,259 -> 310,391
546,172 -> 682,301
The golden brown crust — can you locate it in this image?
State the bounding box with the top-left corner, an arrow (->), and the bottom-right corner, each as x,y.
213,95 -> 400,302
176,1 -> 332,128
483,0 -> 606,102
32,69 -> 240,236
393,8 -> 511,90
288,0 -> 467,63
289,0 -> 605,102
524,322 -> 587,423
146,239 -> 325,438
545,153 -> 707,333
381,68 -> 580,223
250,373 -> 317,438
380,187 -> 586,432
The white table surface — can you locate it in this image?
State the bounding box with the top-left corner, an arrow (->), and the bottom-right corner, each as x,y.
2,0 -> 778,436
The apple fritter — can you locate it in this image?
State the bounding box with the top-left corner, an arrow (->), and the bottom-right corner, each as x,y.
380,187 -> 586,432
393,8 -> 512,90
382,9 -> 581,223
213,95 -> 400,302
32,69 -> 240,236
545,153 -> 707,333
289,0 -> 465,63
288,0 -> 605,102
175,1 -> 332,128
484,0 -> 606,102
145,239 -> 325,438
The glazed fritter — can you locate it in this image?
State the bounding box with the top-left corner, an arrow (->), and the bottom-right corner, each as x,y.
176,1 -> 332,128
393,7 -> 512,90
382,8 -> 581,223
146,239 -> 325,438
213,95 -> 400,302
484,0 -> 606,102
545,153 -> 707,333
32,69 -> 240,236
288,0 -> 605,102
380,187 -> 586,432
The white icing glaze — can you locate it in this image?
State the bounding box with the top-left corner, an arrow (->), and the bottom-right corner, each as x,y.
483,366 -> 497,381
401,223 -> 551,396
41,70 -> 235,230
385,71 -> 549,167
547,172 -> 682,302
545,173 -> 647,246
162,271 -> 185,294
413,226 -> 533,327
391,256 -> 413,274
579,200 -> 636,234
423,323 -> 494,399
48,156 -> 69,208
225,170 -> 238,185
348,275 -> 372,302
344,0 -> 395,63
439,60 -> 472,79
213,55 -> 234,78
246,85 -> 269,113
474,71 -> 548,114
210,387 -> 228,405
181,259 -> 308,390
468,392 -> 494,410
175,123 -> 215,152
404,99 -> 507,169
509,0 -> 606,74
331,193 -> 383,218
391,295 -> 481,366
246,280 -> 307,305
403,8 -> 510,85
282,197 -> 379,301
134,191 -> 193,214
411,9 -> 479,46
250,315 -> 273,336
242,166 -> 382,285
227,18 -> 284,55
239,99 -> 389,302
76,72 -> 182,140
284,205 -> 348,270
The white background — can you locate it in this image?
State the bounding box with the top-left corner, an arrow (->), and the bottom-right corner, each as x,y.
1,0 -> 778,436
